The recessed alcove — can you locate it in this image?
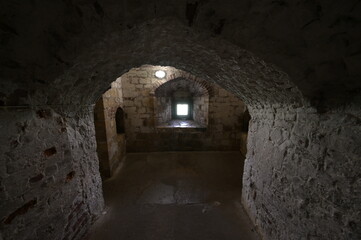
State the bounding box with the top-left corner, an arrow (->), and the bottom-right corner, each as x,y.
115,65 -> 248,152
154,77 -> 209,129
92,65 -> 248,174
115,107 -> 125,134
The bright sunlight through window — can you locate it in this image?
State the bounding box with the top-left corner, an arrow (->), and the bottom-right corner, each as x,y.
176,104 -> 189,116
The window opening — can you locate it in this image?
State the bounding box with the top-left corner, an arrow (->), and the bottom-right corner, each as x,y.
172,99 -> 193,120
176,104 -> 189,116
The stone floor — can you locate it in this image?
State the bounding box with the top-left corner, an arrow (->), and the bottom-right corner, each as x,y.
85,152 -> 260,240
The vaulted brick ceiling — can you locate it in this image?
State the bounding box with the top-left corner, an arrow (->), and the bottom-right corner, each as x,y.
155,77 -> 210,97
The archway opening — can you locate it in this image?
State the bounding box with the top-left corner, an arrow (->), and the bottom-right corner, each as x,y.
88,65 -> 256,239
113,65 -> 249,152
2,17 -> 318,240
93,78 -> 126,180
57,16 -> 300,236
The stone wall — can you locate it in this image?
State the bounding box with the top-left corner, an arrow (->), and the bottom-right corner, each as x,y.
240,132 -> 248,156
242,105 -> 361,240
155,91 -> 209,126
121,66 -> 247,152
155,97 -> 171,125
94,78 -> 125,178
0,2 -> 360,239
94,99 -> 109,178
154,77 -> 210,126
193,96 -> 209,126
0,107 -> 103,240
240,110 -> 251,156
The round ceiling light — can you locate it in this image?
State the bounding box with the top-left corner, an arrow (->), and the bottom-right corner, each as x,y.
155,70 -> 166,79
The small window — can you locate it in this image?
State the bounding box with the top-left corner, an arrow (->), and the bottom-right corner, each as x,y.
172,100 -> 192,120
176,104 -> 189,116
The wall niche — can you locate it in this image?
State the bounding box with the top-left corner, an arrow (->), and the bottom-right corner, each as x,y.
120,65 -> 247,152
154,77 -> 209,128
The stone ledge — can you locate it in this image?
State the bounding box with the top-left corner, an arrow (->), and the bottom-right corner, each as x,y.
156,120 -> 207,129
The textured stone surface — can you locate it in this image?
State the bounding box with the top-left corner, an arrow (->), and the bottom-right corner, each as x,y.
243,104 -> 361,240
0,1 -> 360,240
0,16 -> 303,110
121,66 -> 247,152
1,1 -> 360,108
94,78 -> 126,178
0,107 -> 103,240
155,77 -> 210,126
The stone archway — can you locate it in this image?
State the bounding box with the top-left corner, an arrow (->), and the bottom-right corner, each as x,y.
30,18 -> 303,109
39,18 -> 305,239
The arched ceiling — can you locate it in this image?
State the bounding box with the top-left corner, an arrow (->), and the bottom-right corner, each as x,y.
155,77 -> 210,97
1,0 -> 360,109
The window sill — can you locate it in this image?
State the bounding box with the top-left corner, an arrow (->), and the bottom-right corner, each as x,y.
156,120 -> 207,129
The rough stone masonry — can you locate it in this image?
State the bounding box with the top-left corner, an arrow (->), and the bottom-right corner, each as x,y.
0,1 -> 360,240
119,66 -> 247,152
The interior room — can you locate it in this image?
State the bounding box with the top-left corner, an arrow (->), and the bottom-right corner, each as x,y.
0,1 -> 360,240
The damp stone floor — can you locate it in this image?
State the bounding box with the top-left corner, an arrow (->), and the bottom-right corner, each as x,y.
85,152 -> 260,240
